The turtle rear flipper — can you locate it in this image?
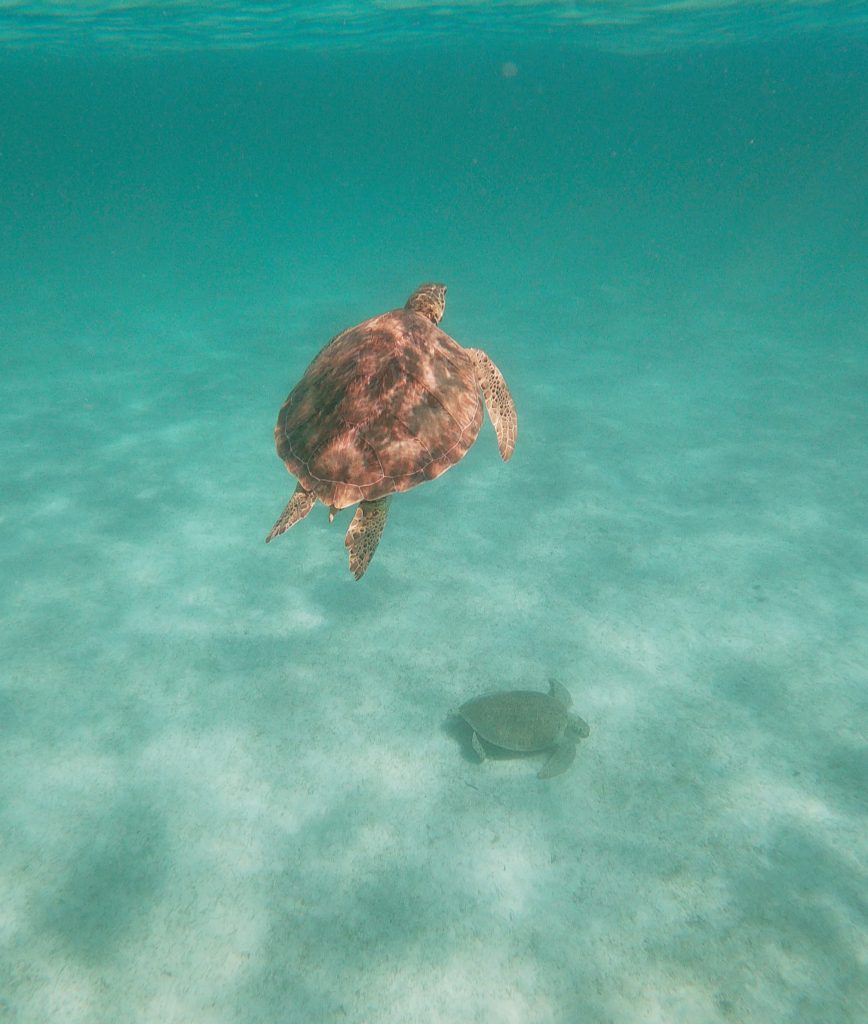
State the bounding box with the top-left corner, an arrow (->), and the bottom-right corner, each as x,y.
538,739 -> 576,779
266,483 -> 316,543
345,497 -> 391,579
467,347 -> 518,461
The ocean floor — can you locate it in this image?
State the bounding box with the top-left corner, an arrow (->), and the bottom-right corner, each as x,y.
1,43 -> 867,1024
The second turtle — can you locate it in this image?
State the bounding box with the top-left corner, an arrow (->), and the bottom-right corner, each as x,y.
267,283 -> 518,578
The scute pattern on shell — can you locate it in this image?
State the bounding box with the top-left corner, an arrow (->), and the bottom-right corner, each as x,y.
275,308 -> 483,509
458,691 -> 569,752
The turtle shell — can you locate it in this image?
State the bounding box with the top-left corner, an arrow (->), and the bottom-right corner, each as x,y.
458,691 -> 570,752
275,307 -> 483,509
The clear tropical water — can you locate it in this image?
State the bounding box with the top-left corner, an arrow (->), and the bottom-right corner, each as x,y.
1,3 -> 866,1022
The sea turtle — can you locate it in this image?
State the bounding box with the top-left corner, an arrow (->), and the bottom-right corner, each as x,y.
266,283 -> 518,578
457,680 -> 590,779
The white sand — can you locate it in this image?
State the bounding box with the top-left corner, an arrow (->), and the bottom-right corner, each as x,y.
1,271 -> 865,1023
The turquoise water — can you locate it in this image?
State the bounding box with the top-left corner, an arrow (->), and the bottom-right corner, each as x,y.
1,4 -> 866,1022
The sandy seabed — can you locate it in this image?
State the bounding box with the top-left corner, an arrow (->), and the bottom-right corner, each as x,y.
1,261 -> 865,1023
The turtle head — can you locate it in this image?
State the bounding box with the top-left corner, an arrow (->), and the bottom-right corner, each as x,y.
566,713 -> 590,741
405,282 -> 446,324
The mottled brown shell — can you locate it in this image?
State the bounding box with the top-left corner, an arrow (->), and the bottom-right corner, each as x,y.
275,307 -> 483,509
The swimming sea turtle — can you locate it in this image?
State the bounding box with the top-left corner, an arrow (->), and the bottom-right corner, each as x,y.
267,283 -> 518,578
458,680 -> 590,779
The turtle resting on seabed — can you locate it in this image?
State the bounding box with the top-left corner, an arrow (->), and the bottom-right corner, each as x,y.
266,283 -> 518,579
458,680 -> 590,779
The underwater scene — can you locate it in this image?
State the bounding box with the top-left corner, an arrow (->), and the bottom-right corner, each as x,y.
1,2 -> 866,1022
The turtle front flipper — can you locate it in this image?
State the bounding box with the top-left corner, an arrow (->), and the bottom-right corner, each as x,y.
466,347 -> 518,462
266,483 -> 316,543
345,497 -> 391,579
538,739 -> 576,779
548,679 -> 573,709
